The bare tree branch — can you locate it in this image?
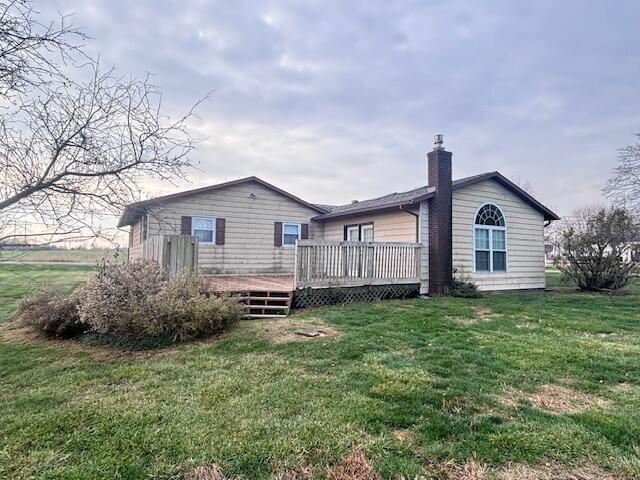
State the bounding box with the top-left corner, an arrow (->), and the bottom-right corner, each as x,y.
604,132 -> 640,215
0,0 -> 209,248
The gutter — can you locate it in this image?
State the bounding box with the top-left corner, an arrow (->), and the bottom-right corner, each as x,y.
399,205 -> 420,242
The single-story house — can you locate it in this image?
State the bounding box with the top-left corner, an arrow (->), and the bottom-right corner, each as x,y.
118,136 -> 559,294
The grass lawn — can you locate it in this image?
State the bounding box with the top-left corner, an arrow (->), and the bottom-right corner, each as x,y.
1,265 -> 639,479
0,248 -> 122,264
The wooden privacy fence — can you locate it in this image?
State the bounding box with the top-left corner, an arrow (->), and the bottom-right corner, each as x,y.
142,234 -> 199,279
295,240 -> 421,288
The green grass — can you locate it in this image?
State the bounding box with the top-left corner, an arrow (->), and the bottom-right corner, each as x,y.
1,265 -> 639,479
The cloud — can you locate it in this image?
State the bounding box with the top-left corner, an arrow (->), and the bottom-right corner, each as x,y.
43,0 -> 640,218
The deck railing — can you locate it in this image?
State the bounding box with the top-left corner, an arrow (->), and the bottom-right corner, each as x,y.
294,240 -> 421,288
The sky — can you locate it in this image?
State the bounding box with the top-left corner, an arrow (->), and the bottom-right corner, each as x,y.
43,0 -> 640,219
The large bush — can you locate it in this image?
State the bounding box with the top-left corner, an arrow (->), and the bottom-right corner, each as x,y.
154,273 -> 244,341
17,286 -> 85,338
78,260 -> 168,339
557,207 -> 640,291
78,260 -> 242,342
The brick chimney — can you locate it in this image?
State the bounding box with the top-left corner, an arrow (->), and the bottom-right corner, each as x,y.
427,134 -> 453,295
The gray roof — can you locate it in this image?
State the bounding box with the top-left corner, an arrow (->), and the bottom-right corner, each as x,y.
315,185 -> 434,216
313,172 -> 560,221
118,171 -> 560,228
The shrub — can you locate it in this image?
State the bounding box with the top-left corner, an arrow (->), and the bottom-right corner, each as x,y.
452,278 -> 483,298
154,273 -> 244,341
557,206 -> 640,292
78,260 -> 168,339
78,261 -> 242,343
17,286 -> 85,338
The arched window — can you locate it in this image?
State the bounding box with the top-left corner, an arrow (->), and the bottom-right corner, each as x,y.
474,204 -> 507,272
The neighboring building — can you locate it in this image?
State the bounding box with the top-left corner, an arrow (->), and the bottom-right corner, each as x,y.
118,137 -> 559,293
622,240 -> 640,264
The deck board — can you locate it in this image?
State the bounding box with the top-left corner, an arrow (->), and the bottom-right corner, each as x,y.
205,275 -> 294,293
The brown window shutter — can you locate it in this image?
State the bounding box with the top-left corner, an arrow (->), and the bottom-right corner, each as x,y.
129,228 -> 134,247
274,222 -> 283,247
181,216 -> 192,235
301,223 -> 309,240
216,218 -> 226,245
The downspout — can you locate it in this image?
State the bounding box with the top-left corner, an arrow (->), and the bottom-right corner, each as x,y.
399,205 -> 420,242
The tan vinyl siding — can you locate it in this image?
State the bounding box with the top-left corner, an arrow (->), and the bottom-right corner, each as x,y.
145,180 -> 321,275
452,178 -> 545,290
128,220 -> 143,260
321,209 -> 418,242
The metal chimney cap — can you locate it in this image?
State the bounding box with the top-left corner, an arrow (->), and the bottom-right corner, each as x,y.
433,134 -> 444,150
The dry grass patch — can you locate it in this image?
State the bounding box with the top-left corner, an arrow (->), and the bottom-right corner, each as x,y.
393,428 -> 416,443
423,459 -> 489,480
500,384 -> 611,414
187,464 -> 226,480
326,445 -> 381,480
251,317 -> 341,344
499,461 -> 619,480
451,306 -> 501,325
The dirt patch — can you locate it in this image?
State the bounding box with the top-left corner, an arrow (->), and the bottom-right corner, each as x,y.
326,445 -> 380,480
499,461 -> 619,480
499,384 -> 611,414
251,317 -> 340,344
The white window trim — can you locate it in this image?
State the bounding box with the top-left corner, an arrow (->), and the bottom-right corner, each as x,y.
192,216 -> 216,245
361,224 -> 374,242
282,222 -> 301,248
472,203 -> 508,273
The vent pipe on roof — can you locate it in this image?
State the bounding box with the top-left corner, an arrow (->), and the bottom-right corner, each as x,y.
433,133 -> 444,150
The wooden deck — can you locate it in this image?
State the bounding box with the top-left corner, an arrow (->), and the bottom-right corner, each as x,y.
205,275 -> 294,293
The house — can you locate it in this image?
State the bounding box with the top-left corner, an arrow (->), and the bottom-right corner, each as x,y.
118,135 -> 559,297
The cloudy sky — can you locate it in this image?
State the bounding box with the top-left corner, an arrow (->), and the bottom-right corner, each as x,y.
44,0 -> 640,216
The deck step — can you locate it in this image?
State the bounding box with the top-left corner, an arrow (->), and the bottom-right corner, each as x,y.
236,290 -> 293,318
246,304 -> 290,310
245,313 -> 289,319
244,296 -> 290,302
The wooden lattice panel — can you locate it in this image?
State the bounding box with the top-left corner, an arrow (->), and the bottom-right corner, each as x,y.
293,283 -> 420,309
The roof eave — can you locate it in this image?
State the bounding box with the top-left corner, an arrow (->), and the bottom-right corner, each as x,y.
312,194 -> 431,221
117,176 -> 328,228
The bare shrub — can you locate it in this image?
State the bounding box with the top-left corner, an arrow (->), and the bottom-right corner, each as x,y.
78,260 -> 168,339
78,261 -> 242,343
17,285 -> 84,338
557,206 -> 639,291
154,273 -> 244,342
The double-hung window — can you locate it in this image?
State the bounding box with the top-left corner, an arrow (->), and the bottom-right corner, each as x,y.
192,216 -> 216,245
474,204 -> 507,272
344,223 -> 374,242
282,223 -> 301,247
